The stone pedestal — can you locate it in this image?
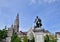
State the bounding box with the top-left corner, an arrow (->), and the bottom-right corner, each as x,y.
57,38 -> 60,42
6,37 -> 11,42
34,27 -> 44,42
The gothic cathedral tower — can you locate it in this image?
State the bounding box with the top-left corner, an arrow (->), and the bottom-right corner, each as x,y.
14,13 -> 19,33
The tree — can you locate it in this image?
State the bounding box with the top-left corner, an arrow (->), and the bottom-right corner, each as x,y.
0,27 -> 7,41
0,30 -> 2,40
23,35 -> 28,42
2,28 -> 7,39
44,35 -> 49,42
14,37 -> 21,42
44,34 -> 57,42
11,32 -> 21,42
49,35 -> 57,42
31,36 -> 35,42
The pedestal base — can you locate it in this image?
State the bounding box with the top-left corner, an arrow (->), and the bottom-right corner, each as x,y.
34,27 -> 44,42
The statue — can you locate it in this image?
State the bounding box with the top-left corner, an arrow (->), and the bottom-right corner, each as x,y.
34,16 -> 42,28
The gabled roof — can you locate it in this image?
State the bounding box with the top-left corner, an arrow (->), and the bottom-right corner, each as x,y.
19,31 -> 27,35
56,32 -> 60,35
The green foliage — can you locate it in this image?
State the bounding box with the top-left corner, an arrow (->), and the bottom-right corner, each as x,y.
14,37 -> 21,42
11,32 -> 21,42
23,35 -> 28,42
49,35 -> 57,42
44,35 -> 49,42
31,36 -> 35,42
44,34 -> 57,42
0,28 -> 7,41
0,30 -> 2,40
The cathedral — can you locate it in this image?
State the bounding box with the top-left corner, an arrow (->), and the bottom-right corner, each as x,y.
6,14 -> 19,42
6,13 -> 60,42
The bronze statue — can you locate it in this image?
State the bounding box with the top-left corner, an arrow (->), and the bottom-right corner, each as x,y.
34,16 -> 42,28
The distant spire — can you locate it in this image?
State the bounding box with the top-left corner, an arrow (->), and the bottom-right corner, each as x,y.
11,24 -> 13,28
16,13 -> 19,20
14,13 -> 19,25
5,26 -> 7,29
14,13 -> 19,33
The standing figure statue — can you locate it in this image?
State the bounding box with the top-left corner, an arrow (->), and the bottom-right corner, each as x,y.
34,16 -> 42,28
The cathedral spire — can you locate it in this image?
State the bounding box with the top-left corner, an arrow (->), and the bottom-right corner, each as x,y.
14,13 -> 19,25
16,13 -> 19,20
14,13 -> 19,33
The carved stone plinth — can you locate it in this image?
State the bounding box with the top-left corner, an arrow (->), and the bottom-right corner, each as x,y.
34,27 -> 44,42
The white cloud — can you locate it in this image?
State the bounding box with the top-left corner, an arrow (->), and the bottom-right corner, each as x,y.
30,0 -> 58,5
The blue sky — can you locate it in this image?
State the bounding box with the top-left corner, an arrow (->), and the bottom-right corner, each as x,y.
0,0 -> 60,33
